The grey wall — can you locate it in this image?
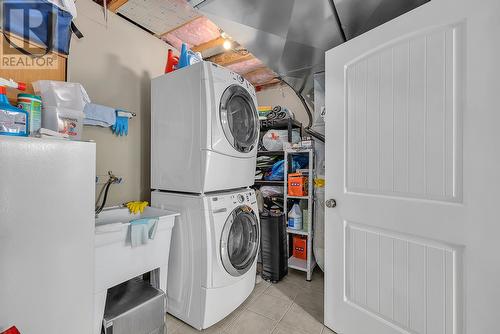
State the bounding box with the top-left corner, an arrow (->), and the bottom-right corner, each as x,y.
256,84 -> 309,127
68,0 -> 171,206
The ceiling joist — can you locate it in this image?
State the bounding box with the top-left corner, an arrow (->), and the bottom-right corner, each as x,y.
192,37 -> 225,53
94,0 -> 128,12
109,0 -> 128,12
207,52 -> 253,67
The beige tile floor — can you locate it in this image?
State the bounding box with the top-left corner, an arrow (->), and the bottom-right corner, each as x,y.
166,268 -> 336,334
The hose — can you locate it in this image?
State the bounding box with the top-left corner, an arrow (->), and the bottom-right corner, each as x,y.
280,79 -> 325,143
95,172 -> 118,216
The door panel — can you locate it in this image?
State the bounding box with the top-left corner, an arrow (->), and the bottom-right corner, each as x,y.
325,0 -> 500,333
345,221 -> 458,334
345,24 -> 462,202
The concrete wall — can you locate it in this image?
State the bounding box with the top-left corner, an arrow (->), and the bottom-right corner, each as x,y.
256,84 -> 309,127
68,0 -> 170,206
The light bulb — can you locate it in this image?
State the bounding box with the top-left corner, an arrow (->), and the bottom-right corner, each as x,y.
223,39 -> 232,50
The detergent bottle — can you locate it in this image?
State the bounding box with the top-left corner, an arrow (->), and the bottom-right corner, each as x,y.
0,78 -> 28,137
288,203 -> 303,230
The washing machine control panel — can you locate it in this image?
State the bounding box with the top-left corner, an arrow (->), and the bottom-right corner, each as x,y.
210,191 -> 257,212
237,194 -> 245,203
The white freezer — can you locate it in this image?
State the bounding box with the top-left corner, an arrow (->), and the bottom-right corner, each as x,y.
0,137 -> 96,334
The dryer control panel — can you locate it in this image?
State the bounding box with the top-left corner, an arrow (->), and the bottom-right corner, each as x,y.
210,62 -> 256,98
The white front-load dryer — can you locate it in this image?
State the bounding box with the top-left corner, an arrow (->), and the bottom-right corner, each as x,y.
151,61 -> 260,193
151,189 -> 260,330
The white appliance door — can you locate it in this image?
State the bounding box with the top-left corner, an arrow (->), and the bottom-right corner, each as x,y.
324,0 -> 500,333
220,205 -> 260,277
0,137 -> 95,334
219,84 -> 259,154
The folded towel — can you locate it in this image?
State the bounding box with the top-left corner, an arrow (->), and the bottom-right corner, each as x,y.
83,103 -> 116,127
130,217 -> 159,247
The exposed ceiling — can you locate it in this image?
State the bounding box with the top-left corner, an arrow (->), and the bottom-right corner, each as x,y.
95,0 -> 280,89
95,0 -> 429,93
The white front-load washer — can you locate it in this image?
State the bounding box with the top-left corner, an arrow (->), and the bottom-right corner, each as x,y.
151,61 -> 260,193
151,188 -> 260,330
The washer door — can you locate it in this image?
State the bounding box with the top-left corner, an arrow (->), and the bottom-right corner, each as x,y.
219,85 -> 259,153
220,205 -> 259,277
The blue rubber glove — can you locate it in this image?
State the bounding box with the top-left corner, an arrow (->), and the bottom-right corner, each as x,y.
112,110 -> 130,136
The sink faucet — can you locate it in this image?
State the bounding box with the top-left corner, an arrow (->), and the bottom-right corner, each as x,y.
95,171 -> 119,217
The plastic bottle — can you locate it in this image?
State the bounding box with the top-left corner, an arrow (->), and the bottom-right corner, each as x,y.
165,49 -> 179,73
288,203 -> 303,230
177,43 -> 189,69
0,78 -> 28,137
17,93 -> 42,135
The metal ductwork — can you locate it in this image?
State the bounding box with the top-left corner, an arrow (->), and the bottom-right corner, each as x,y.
190,0 -> 428,141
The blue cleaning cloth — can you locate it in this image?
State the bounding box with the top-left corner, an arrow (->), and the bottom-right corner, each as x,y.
130,218 -> 159,247
83,103 -> 116,127
112,110 -> 129,136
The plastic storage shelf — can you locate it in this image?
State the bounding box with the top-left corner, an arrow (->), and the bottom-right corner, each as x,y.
284,148 -> 316,281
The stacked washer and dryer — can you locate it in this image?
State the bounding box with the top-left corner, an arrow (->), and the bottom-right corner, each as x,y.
150,61 -> 261,330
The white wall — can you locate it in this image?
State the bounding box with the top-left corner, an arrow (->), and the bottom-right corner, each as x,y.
69,0 -> 170,206
256,84 -> 309,126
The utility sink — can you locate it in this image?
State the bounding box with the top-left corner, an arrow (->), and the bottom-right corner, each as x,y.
93,206 -> 179,334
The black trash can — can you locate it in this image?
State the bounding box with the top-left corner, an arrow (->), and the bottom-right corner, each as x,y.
260,213 -> 288,283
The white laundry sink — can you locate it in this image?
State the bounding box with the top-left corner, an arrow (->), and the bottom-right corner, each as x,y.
93,206 -> 179,334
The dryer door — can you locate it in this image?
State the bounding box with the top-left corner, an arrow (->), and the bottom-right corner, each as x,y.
220,205 -> 259,277
219,85 -> 259,153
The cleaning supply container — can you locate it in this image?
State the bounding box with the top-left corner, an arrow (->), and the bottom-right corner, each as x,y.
42,106 -> 84,140
0,87 -> 28,137
33,80 -> 89,140
287,203 -> 303,230
288,173 -> 309,197
293,235 -> 307,260
102,278 -> 165,334
17,94 -> 42,135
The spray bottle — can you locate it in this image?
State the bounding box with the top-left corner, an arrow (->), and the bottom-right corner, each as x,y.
0,78 -> 28,137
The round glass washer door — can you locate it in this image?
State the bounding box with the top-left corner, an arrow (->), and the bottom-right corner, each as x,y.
220,205 -> 260,277
219,85 -> 259,153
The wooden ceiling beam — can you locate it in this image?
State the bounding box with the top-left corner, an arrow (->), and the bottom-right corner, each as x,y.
254,78 -> 282,89
243,67 -> 276,78
108,0 -> 128,12
207,52 -> 253,67
192,37 -> 225,53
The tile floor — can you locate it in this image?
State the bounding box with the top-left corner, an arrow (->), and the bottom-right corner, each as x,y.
166,268 -> 335,334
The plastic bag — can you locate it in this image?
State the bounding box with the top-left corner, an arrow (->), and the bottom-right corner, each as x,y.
264,155 -> 309,181
262,129 -> 301,151
33,80 -> 90,112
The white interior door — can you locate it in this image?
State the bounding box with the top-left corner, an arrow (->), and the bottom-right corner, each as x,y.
324,0 -> 500,333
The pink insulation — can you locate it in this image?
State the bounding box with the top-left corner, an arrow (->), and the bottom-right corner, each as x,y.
244,68 -> 278,85
226,57 -> 263,75
162,16 -> 220,51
